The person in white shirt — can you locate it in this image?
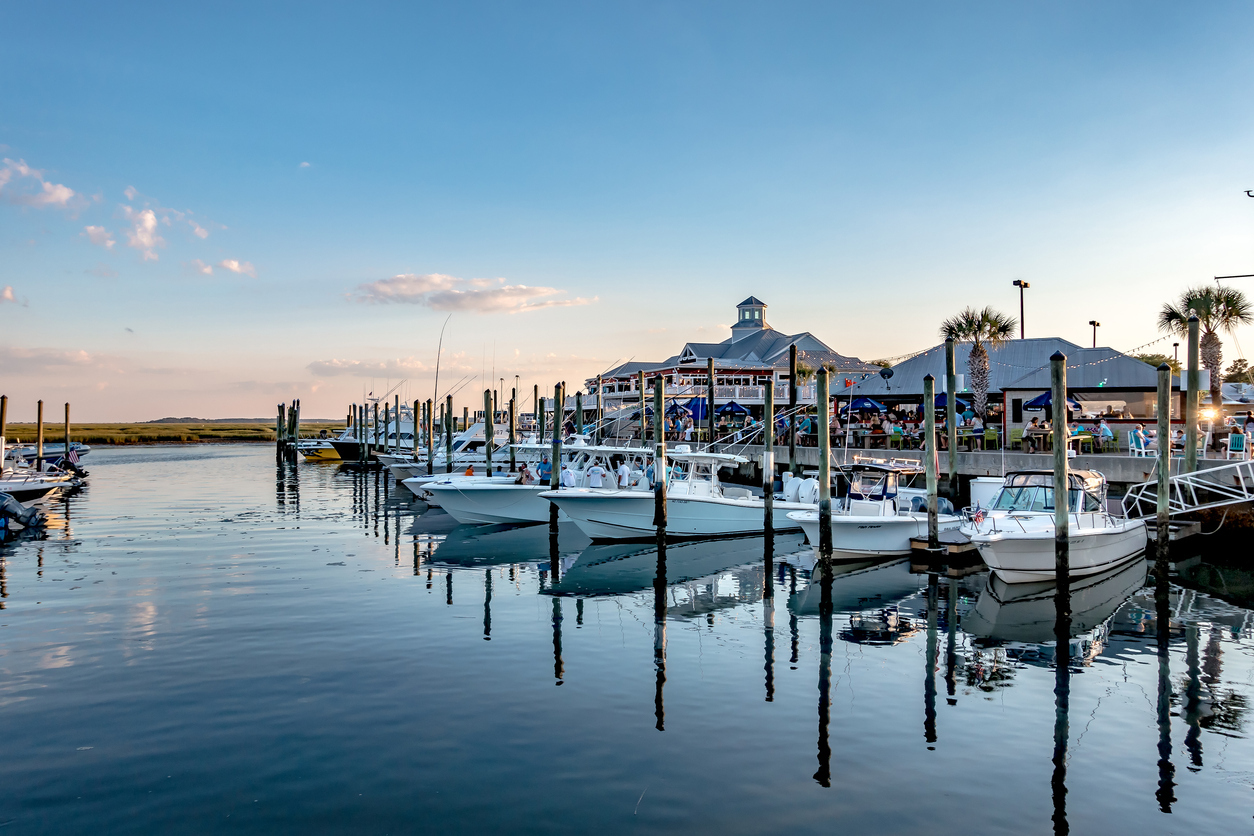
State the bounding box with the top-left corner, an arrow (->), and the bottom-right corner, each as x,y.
587,464 -> 607,488
561,464 -> 577,487
617,461 -> 632,488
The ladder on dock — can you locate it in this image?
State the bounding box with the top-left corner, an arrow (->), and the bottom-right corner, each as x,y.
1122,458 -> 1254,518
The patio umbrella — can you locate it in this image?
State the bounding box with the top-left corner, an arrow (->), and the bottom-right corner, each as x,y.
628,407 -> 655,419
665,401 -> 690,417
840,397 -> 886,413
684,397 -> 708,421
717,401 -> 750,415
932,393 -> 969,409
1023,391 -> 1081,411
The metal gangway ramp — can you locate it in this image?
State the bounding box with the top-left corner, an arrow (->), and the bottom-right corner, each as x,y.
1123,458 -> 1254,518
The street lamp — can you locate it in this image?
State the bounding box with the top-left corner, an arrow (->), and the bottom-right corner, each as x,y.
1012,280 -> 1030,338
1173,342 -> 1179,362
1088,320 -> 1100,348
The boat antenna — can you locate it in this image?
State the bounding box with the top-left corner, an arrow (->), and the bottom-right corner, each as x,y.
433,314 -> 452,410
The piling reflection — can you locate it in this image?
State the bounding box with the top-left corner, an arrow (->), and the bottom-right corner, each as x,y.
924,573 -> 938,746
1154,556 -> 1176,813
945,577 -> 958,704
653,537 -> 667,731
483,569 -> 492,640
1051,549 -> 1072,836
813,563 -> 834,787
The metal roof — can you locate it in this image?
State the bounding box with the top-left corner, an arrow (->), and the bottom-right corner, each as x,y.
854,337 -> 1177,397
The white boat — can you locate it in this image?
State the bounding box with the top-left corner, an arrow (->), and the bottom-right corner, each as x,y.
542,449 -> 812,541
960,470 -> 1147,583
0,471 -> 79,505
9,441 -> 91,466
786,463 -> 963,558
426,444 -> 647,524
390,422 -> 512,481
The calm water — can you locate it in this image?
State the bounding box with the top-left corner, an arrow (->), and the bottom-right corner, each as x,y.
1,444 -> 1252,834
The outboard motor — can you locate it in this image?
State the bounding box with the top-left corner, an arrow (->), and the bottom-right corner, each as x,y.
796,478 -> 820,506
0,493 -> 45,529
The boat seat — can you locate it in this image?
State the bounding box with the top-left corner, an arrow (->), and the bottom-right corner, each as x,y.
722,486 -> 753,499
907,496 -> 954,515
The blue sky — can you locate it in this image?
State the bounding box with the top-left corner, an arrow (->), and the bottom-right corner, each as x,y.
3,1 -> 1254,420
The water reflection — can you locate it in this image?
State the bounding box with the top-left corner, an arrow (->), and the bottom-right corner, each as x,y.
654,539 -> 667,731
814,564 -> 834,787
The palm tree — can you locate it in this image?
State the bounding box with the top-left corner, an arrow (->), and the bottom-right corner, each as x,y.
1158,285 -> 1253,411
939,306 -> 1018,417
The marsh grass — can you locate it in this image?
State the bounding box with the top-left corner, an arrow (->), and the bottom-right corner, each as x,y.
3,423 -> 344,445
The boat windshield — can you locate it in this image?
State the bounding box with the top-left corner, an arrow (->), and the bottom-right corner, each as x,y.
991,485 -> 1102,512
848,470 -> 897,501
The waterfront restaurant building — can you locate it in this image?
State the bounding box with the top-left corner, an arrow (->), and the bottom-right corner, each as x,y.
852,337 -> 1182,440
591,297 -> 876,422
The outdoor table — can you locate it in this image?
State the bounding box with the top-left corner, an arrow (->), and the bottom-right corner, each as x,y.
956,430 -> 985,451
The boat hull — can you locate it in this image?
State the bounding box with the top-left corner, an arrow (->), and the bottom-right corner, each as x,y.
427,482 -> 567,525
545,489 -> 810,540
971,519 -> 1147,583
789,511 -> 963,557
299,445 -> 341,462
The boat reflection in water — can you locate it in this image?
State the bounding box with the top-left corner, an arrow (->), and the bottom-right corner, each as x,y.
786,558 -> 923,617
548,532 -> 805,598
429,522 -> 590,568
965,557 -> 1148,662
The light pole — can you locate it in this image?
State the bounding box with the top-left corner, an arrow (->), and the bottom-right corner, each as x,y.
1088,320 -> 1100,348
1012,280 -> 1030,339
1173,342 -> 1179,363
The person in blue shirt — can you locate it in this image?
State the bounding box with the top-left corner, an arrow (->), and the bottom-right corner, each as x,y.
537,456 -> 552,482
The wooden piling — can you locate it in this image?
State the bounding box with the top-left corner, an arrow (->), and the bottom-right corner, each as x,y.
64,402 -> 71,467
763,381 -> 775,535
550,383 -> 562,528
638,370 -> 647,445
944,337 -> 958,497
372,403 -> 380,458
509,391 -> 517,473
276,403 -> 285,450
1051,352 -> 1070,588
707,358 -> 716,448
575,390 -> 584,438
483,390 -> 494,476
788,345 -> 797,475
595,376 -> 603,445
652,376 -> 667,534
1156,363 -> 1171,563
922,375 -> 939,549
382,404 -> 390,455
1184,314 -> 1200,473
537,384 -> 546,445
413,400 -> 421,463
394,395 -> 399,454
446,395 -> 454,473
0,394 -> 7,463
36,400 -> 44,472
462,407 -> 468,441
816,370 -> 832,562
426,399 -> 434,475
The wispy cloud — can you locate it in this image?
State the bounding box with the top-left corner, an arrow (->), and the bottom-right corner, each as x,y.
218,259 -> 256,277
1,286 -> 16,304
352,273 -> 594,314
82,225 -> 115,249
307,356 -> 431,377
0,158 -> 82,210
299,161 -> 311,168
121,207 -> 164,261
0,347 -> 110,373
189,259 -> 213,275
189,221 -> 209,239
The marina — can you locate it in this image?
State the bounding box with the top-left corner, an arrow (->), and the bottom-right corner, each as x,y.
0,443 -> 1251,833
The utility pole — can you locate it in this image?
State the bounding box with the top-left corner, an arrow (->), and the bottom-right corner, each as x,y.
1088,320 -> 1100,348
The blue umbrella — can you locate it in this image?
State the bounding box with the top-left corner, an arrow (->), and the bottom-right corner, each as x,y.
1023,391 -> 1081,411
665,401 -> 690,417
717,401 -> 750,416
841,397 -> 886,413
933,393 -> 969,408
684,397 -> 708,421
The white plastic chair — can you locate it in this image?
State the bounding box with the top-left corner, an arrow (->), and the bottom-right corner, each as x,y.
1128,432 -> 1149,458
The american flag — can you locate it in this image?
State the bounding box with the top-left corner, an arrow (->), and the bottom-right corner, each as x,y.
66,447 -> 79,464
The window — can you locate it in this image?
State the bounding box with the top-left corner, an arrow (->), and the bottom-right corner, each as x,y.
1012,399 -> 1023,423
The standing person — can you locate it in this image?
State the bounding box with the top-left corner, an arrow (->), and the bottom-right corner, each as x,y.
538,456 -> 552,483
561,463 -> 577,487
587,461 -> 608,488
616,459 -> 632,488
683,416 -> 694,442
1244,410 -> 1254,434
